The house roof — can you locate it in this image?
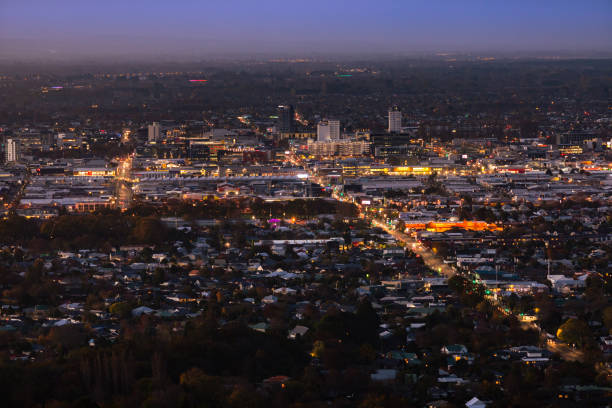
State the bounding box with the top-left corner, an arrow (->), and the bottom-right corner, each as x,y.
466,397 -> 486,408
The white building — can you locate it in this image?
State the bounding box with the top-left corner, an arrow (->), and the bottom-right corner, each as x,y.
148,122 -> 161,143
388,106 -> 402,133
5,138 -> 19,162
317,119 -> 340,141
308,139 -> 370,157
465,397 -> 487,408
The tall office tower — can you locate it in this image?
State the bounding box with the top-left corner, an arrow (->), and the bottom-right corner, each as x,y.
148,122 -> 161,143
388,106 -> 402,133
6,138 -> 19,162
0,134 -> 6,161
327,119 -> 340,140
317,119 -> 340,141
277,105 -> 295,133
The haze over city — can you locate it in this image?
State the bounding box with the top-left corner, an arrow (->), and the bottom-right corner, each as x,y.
1,0 -> 612,61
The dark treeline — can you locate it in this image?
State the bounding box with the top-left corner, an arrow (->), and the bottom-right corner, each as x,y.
0,199 -> 358,251
0,213 -> 172,251
0,298 -> 382,408
0,313 -> 308,407
129,197 -> 357,220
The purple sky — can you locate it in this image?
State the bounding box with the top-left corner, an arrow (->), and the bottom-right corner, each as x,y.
1,0 -> 611,59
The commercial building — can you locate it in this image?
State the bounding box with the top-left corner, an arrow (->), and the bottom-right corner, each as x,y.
277,105 -> 295,133
370,132 -> 415,150
307,140 -> 370,157
57,133 -> 82,149
388,106 -> 402,133
148,122 -> 161,143
556,131 -> 598,146
317,119 -> 340,142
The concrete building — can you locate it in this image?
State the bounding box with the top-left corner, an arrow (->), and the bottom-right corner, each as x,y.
388,106 -> 402,133
277,105 -> 295,133
308,140 -> 370,157
148,122 -> 161,143
317,119 -> 340,142
5,138 -> 19,162
56,133 -> 81,149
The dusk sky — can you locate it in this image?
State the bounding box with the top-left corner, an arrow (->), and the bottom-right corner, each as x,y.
1,0 -> 611,59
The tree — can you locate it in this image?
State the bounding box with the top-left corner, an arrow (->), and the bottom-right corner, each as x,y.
179,367 -> 226,406
355,300 -> 380,346
396,220 -> 405,233
132,217 -> 166,244
46,325 -> 87,350
227,384 -> 261,408
25,259 -> 45,284
0,215 -> 39,244
152,269 -> 165,285
556,318 -> 591,348
476,300 -> 493,316
447,275 -> 465,292
109,302 -> 132,319
585,275 -> 606,311
311,340 -> 325,358
602,306 -> 612,333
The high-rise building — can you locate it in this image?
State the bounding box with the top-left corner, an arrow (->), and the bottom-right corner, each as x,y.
0,134 -> 7,160
40,131 -> 54,150
317,119 -> 340,142
148,122 -> 161,143
6,138 -> 19,162
277,105 -> 295,133
388,106 -> 402,133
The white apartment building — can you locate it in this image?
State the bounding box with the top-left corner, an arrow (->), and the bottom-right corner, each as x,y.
5,138 -> 19,162
388,106 -> 402,133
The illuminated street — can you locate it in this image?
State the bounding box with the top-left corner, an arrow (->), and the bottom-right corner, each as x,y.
115,156 -> 133,210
